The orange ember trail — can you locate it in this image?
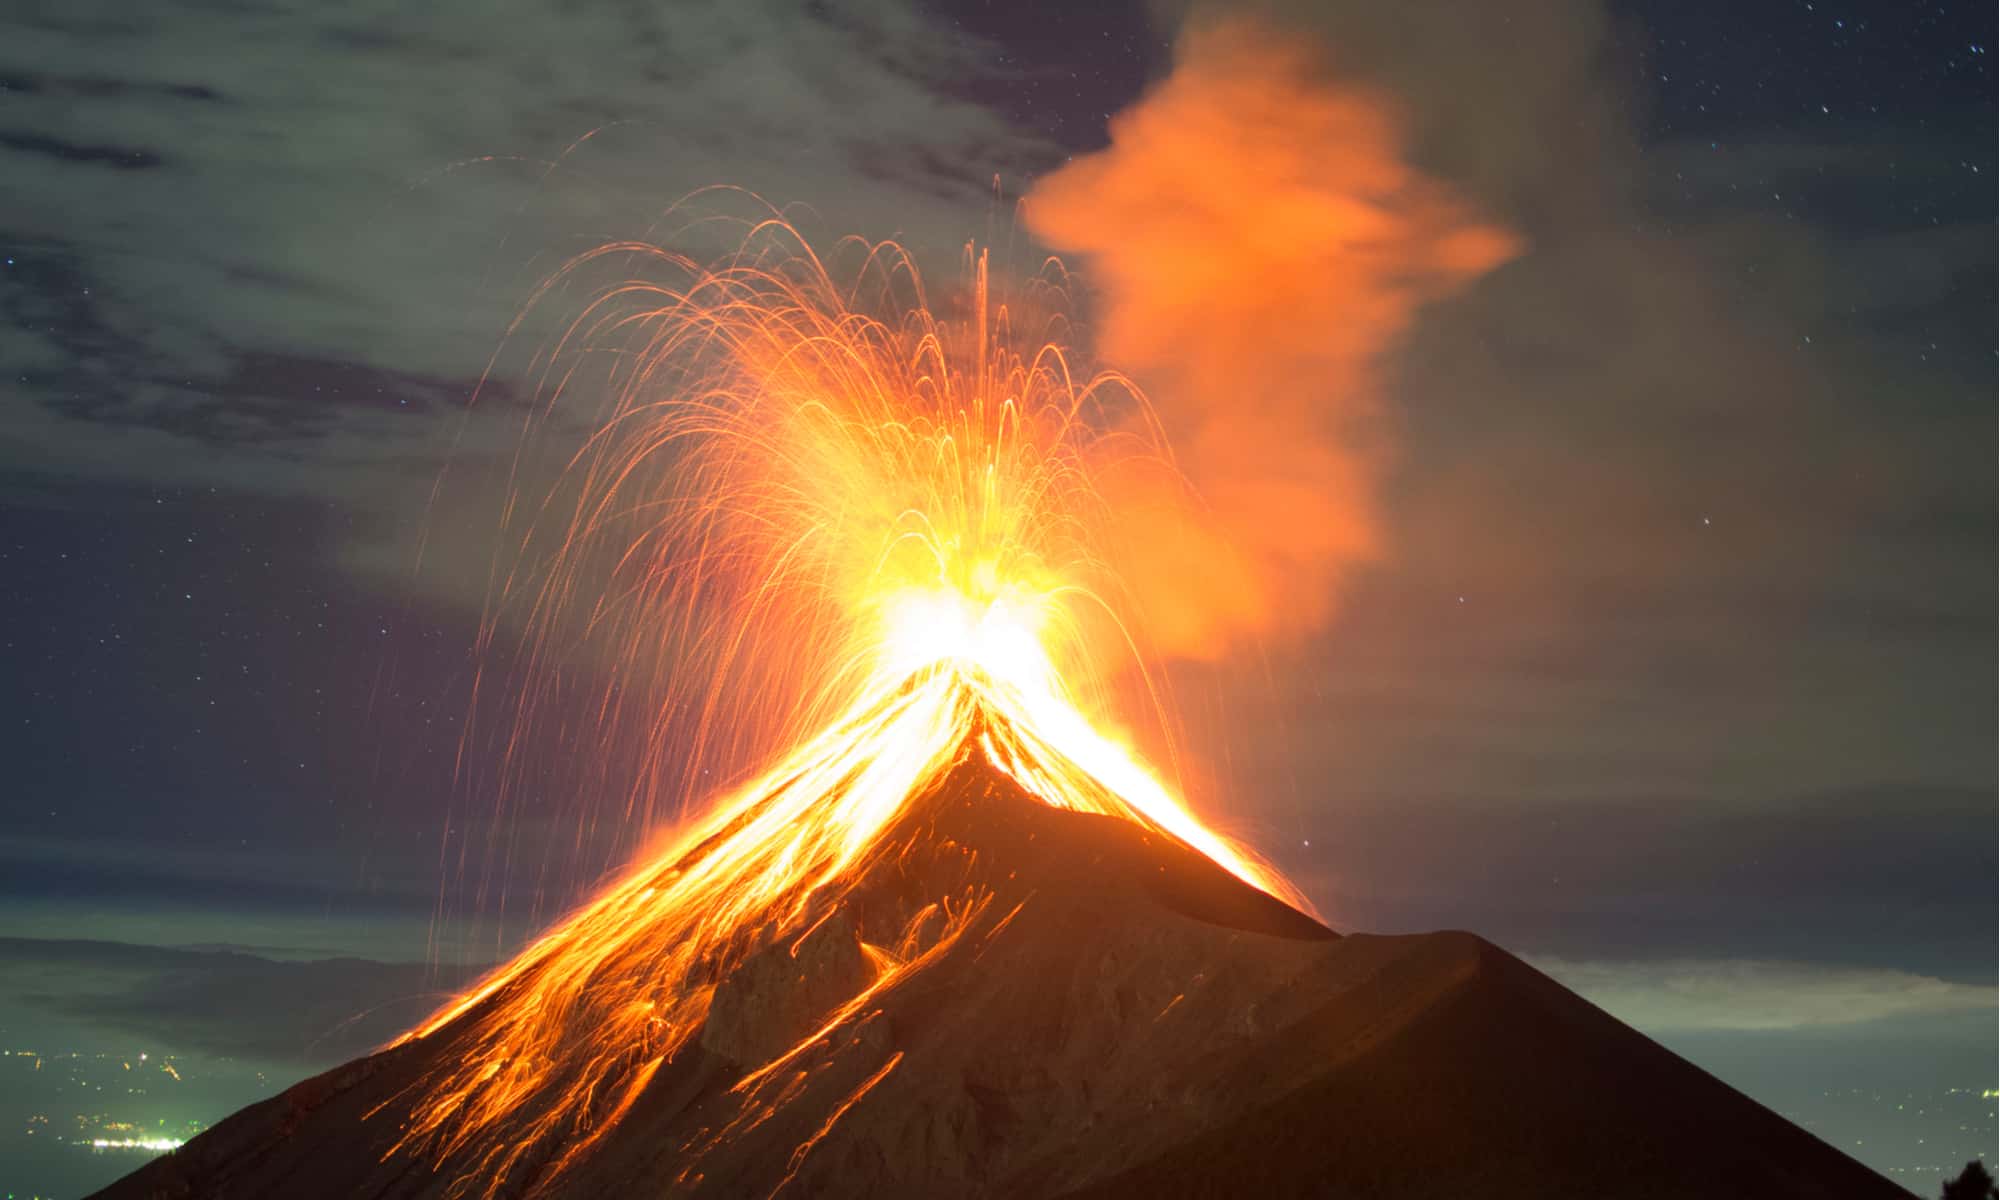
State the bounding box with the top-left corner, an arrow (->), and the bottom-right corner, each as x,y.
394,215 -> 1307,1192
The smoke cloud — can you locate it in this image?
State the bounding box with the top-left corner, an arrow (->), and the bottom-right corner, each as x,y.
1024,18 -> 1517,660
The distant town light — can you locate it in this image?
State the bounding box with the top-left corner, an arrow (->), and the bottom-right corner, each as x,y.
90,1136 -> 183,1152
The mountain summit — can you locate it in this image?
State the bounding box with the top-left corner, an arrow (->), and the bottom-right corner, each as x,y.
97,748 -> 1906,1199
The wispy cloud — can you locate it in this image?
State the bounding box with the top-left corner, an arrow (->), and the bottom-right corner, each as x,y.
0,936 -> 486,1062
1538,956 -> 1995,1031
0,0 -> 1060,588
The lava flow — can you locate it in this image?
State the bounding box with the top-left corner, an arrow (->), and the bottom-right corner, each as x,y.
387,221 -> 1306,1191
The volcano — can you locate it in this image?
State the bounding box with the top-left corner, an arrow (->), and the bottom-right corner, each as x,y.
96,739 -> 1902,1199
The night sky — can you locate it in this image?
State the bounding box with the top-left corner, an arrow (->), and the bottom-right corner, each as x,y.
2,0 -> 1993,1193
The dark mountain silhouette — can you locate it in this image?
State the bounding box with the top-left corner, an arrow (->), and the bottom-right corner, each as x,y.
95,750 -> 1910,1198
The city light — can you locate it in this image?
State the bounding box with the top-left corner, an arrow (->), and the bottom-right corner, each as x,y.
88,1137 -> 183,1152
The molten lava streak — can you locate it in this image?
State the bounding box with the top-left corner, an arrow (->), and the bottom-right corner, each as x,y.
389,219 -> 1307,1191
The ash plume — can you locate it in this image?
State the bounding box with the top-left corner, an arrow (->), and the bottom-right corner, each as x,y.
1024,18 -> 1518,660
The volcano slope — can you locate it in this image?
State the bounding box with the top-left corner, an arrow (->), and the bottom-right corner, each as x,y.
97,749 -> 1905,1199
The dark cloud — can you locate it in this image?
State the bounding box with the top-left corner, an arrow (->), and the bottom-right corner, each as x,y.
1289,783 -> 1994,977
0,836 -> 436,914
0,70 -> 225,105
0,131 -> 164,169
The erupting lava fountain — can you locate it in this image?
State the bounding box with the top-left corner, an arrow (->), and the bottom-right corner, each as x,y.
388,220 -> 1306,1190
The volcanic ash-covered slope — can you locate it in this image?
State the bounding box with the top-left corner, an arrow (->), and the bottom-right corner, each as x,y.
97,753 -> 1907,1200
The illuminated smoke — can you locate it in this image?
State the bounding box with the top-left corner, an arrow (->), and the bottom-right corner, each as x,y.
1024,18 -> 1519,659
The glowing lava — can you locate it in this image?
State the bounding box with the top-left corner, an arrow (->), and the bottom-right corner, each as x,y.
389,219 -> 1305,1191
